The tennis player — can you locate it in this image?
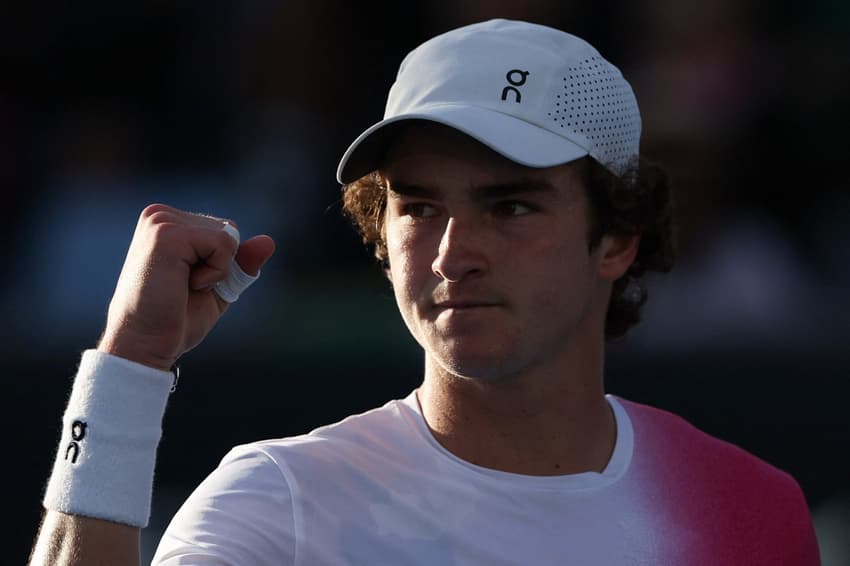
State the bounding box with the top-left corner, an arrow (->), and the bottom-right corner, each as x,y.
30,19 -> 819,565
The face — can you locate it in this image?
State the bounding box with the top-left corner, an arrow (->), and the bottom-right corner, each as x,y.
381,123 -> 631,382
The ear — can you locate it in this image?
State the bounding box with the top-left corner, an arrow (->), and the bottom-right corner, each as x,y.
597,233 -> 640,281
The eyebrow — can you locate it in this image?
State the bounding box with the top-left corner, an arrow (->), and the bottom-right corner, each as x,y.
387,179 -> 558,200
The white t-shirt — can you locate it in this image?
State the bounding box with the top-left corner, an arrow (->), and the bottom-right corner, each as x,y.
152,393 -> 818,565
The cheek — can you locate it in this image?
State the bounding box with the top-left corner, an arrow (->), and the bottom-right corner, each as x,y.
527,237 -> 595,303
385,226 -> 434,348
386,225 -> 430,299
386,224 -> 410,277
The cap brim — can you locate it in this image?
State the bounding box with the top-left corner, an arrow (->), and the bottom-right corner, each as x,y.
336,103 -> 589,184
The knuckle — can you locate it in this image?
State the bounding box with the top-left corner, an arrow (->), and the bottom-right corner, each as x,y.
148,221 -> 179,246
141,203 -> 175,220
146,210 -> 176,228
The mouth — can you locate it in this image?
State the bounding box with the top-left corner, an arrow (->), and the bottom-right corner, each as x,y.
433,300 -> 501,310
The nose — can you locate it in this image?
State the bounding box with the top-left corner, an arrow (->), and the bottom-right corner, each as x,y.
431,216 -> 488,282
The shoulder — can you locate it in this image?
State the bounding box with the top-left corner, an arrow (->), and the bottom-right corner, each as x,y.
616,397 -> 819,564
154,396 -> 418,564
219,395 -> 424,495
153,443 -> 297,564
617,397 -> 795,488
250,395 -> 416,463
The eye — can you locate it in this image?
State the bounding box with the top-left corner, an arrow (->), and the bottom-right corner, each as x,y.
492,201 -> 535,217
403,202 -> 439,218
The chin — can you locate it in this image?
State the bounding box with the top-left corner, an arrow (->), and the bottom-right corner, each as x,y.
417,327 -> 527,382
431,348 -> 523,383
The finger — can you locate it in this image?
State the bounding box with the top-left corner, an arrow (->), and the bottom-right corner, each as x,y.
221,222 -> 241,249
211,235 -> 276,304
142,203 -> 237,228
235,235 -> 276,276
186,228 -> 241,291
209,235 -> 277,312
213,261 -> 259,303
185,226 -> 272,294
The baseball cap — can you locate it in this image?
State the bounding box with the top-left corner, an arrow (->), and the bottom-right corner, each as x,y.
336,18 -> 641,184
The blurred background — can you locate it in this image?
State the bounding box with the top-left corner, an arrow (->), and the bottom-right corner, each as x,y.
4,1 -> 848,563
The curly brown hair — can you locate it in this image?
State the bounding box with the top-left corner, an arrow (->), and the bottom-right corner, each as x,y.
342,156 -> 676,340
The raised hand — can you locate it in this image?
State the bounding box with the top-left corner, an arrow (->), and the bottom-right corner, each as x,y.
97,203 -> 276,371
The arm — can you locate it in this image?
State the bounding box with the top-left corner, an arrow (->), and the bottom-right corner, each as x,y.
29,513 -> 140,566
28,204 -> 275,566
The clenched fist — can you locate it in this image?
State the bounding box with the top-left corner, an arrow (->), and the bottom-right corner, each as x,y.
97,204 -> 276,371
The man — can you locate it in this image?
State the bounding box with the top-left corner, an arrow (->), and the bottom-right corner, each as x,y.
30,19 -> 819,565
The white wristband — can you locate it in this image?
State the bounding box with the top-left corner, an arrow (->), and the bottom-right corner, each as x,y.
43,350 -> 173,527
214,222 -> 260,303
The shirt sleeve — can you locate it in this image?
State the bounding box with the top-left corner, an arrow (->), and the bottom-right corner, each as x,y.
151,445 -> 296,565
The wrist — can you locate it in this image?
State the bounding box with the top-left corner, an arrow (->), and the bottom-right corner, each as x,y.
97,334 -> 178,372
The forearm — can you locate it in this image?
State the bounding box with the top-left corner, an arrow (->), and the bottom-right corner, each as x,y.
30,205 -> 275,565
29,511 -> 140,566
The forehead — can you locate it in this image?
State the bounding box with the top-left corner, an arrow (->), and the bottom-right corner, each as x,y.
379,121 -> 586,189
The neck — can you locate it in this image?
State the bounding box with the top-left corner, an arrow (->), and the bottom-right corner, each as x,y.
417,333 -> 615,476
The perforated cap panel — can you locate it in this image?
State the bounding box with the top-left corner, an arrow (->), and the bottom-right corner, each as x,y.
548,54 -> 641,172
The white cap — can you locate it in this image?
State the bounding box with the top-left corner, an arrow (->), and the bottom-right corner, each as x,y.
336,18 -> 641,184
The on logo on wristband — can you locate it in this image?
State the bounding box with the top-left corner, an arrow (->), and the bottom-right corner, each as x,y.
64,420 -> 87,464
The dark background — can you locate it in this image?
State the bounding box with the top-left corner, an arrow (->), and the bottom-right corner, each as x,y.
4,1 -> 849,563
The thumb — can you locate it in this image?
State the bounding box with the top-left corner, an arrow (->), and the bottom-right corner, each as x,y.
235,235 -> 276,276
